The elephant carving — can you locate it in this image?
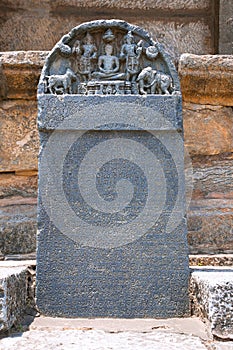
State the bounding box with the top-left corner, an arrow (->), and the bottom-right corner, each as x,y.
137,67 -> 173,95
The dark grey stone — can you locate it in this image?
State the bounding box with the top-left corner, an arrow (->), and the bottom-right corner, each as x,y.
37,20 -> 190,318
219,0 -> 233,54
38,95 -> 183,131
0,204 -> 36,255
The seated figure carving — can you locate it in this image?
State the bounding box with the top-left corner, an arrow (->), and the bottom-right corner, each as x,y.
92,44 -> 125,80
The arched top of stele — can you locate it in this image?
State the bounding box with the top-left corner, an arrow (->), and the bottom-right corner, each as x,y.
38,20 -> 180,96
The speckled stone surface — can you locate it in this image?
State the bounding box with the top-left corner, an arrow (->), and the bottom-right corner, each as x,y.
36,20 -> 189,318
190,267 -> 233,339
37,96 -> 190,317
0,262 -> 33,332
189,255 -> 233,267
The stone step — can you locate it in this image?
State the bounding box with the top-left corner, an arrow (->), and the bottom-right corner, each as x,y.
190,266 -> 233,340
0,260 -> 36,333
0,260 -> 232,341
1,316 -> 233,350
0,317 -> 213,350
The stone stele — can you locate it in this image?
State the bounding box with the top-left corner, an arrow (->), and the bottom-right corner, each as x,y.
36,19 -> 190,318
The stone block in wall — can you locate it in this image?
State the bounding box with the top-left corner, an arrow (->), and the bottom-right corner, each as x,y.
0,197 -> 37,255
187,199 -> 233,254
0,173 -> 38,199
187,154 -> 233,255
0,52 -> 47,100
0,1 -> 217,60
0,50 -> 232,259
0,174 -> 37,257
136,19 -> 212,62
179,54 -> 233,106
219,0 -> 233,54
2,54 -> 233,174
47,0 -> 211,10
2,100 -> 233,174
0,100 -> 39,172
0,261 -> 35,332
183,103 -> 233,156
190,267 -> 233,339
3,52 -> 233,107
191,155 -> 233,200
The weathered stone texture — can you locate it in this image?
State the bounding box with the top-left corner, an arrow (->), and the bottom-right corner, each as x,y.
0,1 -> 216,59
190,267 -> 233,339
0,20 -> 212,62
137,20 -> 212,61
183,103 -> 233,156
37,97 -> 190,317
179,54 -> 233,106
0,320 -> 212,349
0,173 -> 37,257
0,264 -> 27,332
47,0 -> 211,10
4,52 -> 233,105
0,51 -> 232,256
189,254 -> 233,267
0,173 -> 38,199
187,153 -> 233,254
0,197 -> 37,255
219,0 -> 233,54
0,100 -> 39,172
191,156 -> 233,200
0,52 -> 48,100
187,199 -> 233,254
37,20 -> 190,317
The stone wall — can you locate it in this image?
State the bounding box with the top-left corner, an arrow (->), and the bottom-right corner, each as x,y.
0,0 -> 219,62
0,51 -> 232,256
0,52 -> 46,257
180,54 -> 233,254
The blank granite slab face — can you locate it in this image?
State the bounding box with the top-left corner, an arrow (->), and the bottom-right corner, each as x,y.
36,20 -> 190,317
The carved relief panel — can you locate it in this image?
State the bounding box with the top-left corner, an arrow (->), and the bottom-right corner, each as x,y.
39,20 -> 180,96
